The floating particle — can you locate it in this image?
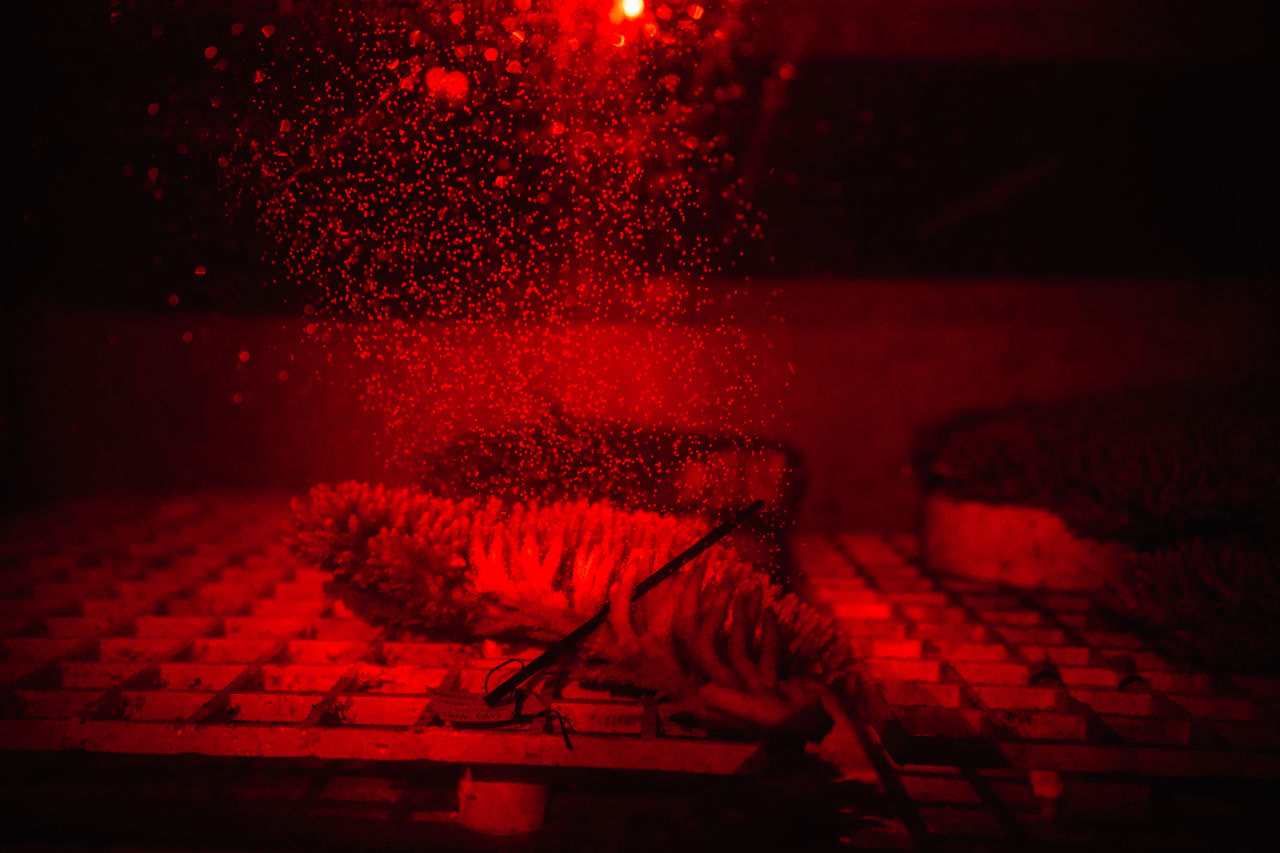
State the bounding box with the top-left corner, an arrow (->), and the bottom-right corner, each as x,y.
238,349 -> 251,362
215,1 -> 773,482
441,70 -> 469,103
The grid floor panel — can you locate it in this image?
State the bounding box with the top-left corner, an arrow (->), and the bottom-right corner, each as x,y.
4,495 -> 1278,848
797,532 -> 1280,845
0,494 -> 799,779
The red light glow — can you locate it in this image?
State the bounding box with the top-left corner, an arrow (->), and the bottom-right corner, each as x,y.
218,1 -> 770,477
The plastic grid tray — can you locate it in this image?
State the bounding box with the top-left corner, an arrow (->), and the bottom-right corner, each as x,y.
6,495 -> 1277,848
0,494 -> 763,776
797,533 -> 1280,843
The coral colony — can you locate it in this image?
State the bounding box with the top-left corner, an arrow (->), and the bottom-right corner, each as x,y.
221,0 -> 778,476
286,483 -> 850,734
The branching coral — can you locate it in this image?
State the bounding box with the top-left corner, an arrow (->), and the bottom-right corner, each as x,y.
286,482 -> 478,634
914,386 -> 1280,670
914,387 -> 1280,546
285,482 -> 851,733
1103,540 -> 1280,671
419,412 -> 807,584
420,412 -> 806,532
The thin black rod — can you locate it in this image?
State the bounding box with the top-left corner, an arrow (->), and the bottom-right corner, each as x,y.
484,500 -> 764,706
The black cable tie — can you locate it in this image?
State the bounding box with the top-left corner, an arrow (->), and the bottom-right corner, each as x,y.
484,658 -> 527,694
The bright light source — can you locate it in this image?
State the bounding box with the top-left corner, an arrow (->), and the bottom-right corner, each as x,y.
621,0 -> 644,19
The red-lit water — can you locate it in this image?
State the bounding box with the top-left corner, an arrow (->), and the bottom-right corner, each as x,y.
222,1 -> 781,499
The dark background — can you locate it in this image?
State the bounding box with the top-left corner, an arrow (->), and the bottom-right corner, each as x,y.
3,1 -> 1279,525
7,0 -> 1279,313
